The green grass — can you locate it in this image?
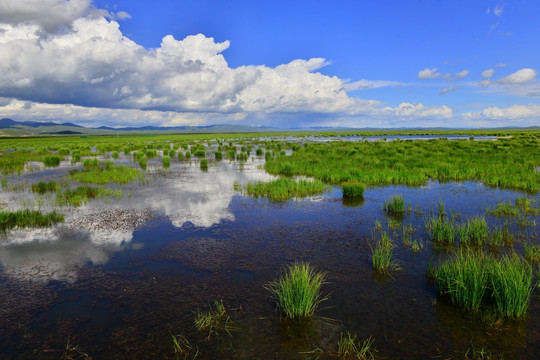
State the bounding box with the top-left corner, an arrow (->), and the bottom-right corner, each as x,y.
200,159 -> 208,170
0,209 -> 64,232
31,181 -> 57,194
436,251 -> 533,318
194,300 -> 233,339
163,156 -> 170,165
425,215 -> 459,244
43,156 -> 61,167
336,332 -> 376,360
266,262 -> 326,318
70,161 -> 142,184
244,178 -> 328,202
383,195 -> 405,214
524,243 -> 540,262
342,181 -> 365,197
171,334 -> 199,359
56,186 -> 122,207
264,137 -> 540,192
459,216 -> 488,245
372,231 -> 399,272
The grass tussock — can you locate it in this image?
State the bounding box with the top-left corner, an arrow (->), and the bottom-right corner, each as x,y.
371,231 -> 400,272
459,216 -> 488,245
383,195 -> 405,214
425,215 -> 459,244
342,181 -> 365,198
0,209 -> 64,232
436,251 -> 533,318
31,181 -> 57,194
71,161 -> 142,184
244,178 -> 328,202
266,262 -> 326,318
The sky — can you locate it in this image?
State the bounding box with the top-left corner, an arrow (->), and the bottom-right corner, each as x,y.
0,0 -> 539,129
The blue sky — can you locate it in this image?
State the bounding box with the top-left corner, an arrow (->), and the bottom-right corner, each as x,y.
0,0 -> 539,128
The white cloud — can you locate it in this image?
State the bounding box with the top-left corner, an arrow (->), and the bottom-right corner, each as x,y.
440,86 -> 460,95
479,79 -> 492,87
494,4 -> 504,17
343,79 -> 402,91
0,0 -> 93,32
494,63 -> 506,68
481,69 -> 495,78
463,104 -> 540,122
498,68 -> 538,85
377,102 -> 453,120
454,69 -> 470,80
418,68 -> 441,79
116,11 -> 131,20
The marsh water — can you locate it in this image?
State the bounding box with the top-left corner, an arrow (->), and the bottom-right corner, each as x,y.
0,145 -> 539,359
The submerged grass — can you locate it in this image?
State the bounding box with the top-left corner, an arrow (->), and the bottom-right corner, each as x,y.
171,334 -> 199,359
266,262 -> 326,318
336,332 -> 376,360
0,209 -> 64,232
194,300 -> 233,340
436,251 -> 533,318
244,178 -> 328,202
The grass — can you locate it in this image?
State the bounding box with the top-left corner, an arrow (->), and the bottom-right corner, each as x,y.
459,216 -> 488,245
264,136 -> 540,192
0,209 -> 64,233
200,159 -> 208,170
436,251 -> 533,318
56,186 -> 122,207
342,181 -> 365,197
70,161 -> 142,184
244,178 -> 328,202
31,181 -> 57,194
425,215 -> 459,244
336,332 -> 376,360
371,231 -> 399,272
194,300 -> 233,340
171,334 -> 199,359
43,156 -> 61,167
383,195 -> 405,214
266,262 -> 326,318
524,243 -> 540,262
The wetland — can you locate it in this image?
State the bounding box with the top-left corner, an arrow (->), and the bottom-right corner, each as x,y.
0,130 -> 539,359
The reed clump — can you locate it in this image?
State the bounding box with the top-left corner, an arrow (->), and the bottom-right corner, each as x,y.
31,181 -> 57,194
383,195 -> 405,214
372,231 -> 400,272
266,262 -> 326,318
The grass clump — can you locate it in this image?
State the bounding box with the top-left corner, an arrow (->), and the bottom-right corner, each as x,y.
43,156 -> 61,167
31,181 -> 57,194
266,262 -> 326,318
0,209 -> 64,233
383,195 -> 405,214
372,231 -> 399,272
342,181 -> 365,198
171,334 -> 199,359
200,159 -> 208,170
436,251 -> 533,318
337,332 -> 376,360
524,243 -> 540,262
459,216 -> 488,245
426,215 -> 458,244
245,178 -> 328,202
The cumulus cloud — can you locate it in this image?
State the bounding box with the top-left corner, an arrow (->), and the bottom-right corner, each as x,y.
418,68 -> 441,79
116,11 -> 131,20
0,16 -> 375,118
463,104 -> 540,122
481,69 -> 495,78
0,0 -> 93,32
498,68 -> 538,85
494,4 -> 504,17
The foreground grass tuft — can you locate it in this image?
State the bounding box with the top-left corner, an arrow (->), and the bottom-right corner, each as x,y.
266,262 -> 326,318
436,251 -> 533,317
372,231 -> 400,272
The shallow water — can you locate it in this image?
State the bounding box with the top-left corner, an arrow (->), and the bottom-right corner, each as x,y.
0,151 -> 539,359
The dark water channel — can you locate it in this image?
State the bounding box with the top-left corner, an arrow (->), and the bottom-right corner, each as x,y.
0,153 -> 539,359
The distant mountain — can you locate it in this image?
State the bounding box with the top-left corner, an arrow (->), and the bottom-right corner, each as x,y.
0,118 -> 83,129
